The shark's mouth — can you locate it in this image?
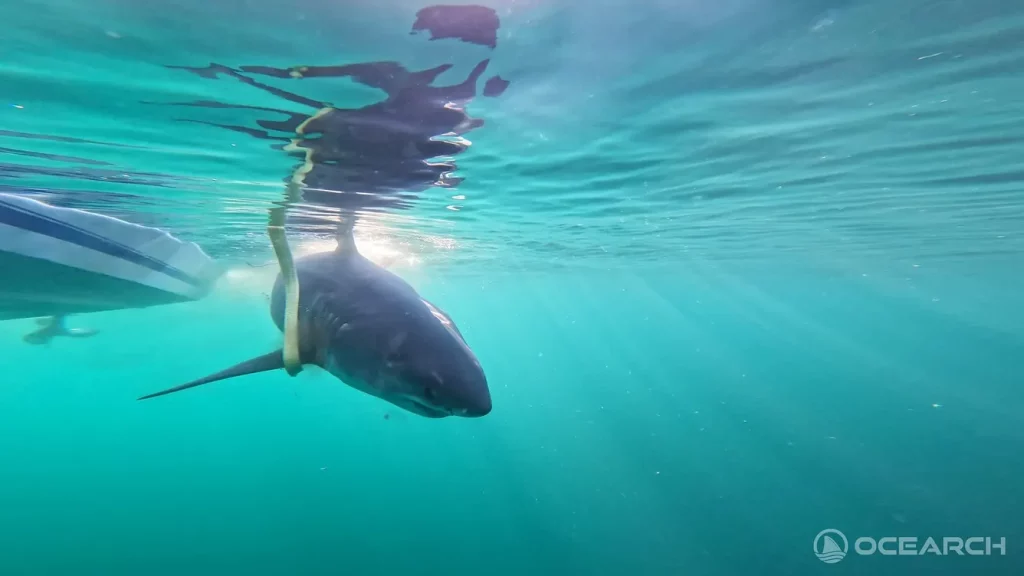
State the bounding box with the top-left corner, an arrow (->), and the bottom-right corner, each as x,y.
403,395 -> 450,418
324,358 -> 451,418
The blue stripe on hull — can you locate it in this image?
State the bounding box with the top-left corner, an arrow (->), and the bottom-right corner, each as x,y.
0,198 -> 203,289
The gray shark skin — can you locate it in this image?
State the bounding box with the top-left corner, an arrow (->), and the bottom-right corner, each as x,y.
137,228 -> 491,419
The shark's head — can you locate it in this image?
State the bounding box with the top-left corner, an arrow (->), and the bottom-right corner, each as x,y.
331,300 -> 491,419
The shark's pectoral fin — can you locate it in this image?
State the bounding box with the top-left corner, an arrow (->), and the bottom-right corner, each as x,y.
137,349 -> 287,400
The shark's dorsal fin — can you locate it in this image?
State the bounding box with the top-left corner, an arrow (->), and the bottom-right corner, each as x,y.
335,215 -> 358,255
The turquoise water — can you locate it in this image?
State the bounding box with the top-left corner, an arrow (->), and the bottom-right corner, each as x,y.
2,0 -> 1024,574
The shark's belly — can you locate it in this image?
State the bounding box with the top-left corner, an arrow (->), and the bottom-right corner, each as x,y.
322,353 -> 388,402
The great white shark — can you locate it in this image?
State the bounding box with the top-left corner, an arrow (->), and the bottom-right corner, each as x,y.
137,225 -> 491,418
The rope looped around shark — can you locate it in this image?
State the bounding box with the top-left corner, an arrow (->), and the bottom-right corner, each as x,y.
268,202 -> 302,376
270,107 -> 335,377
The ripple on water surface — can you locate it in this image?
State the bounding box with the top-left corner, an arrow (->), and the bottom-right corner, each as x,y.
0,0 -> 1021,271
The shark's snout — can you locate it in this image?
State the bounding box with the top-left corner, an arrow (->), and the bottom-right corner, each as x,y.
463,398 -> 491,417
461,376 -> 491,417
449,357 -> 491,417
411,354 -> 491,418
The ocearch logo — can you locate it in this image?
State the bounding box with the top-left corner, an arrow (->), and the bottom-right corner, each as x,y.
814,529 -> 1006,563
814,529 -> 849,563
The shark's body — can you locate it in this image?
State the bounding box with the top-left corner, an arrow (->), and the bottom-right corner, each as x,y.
139,229 -> 491,418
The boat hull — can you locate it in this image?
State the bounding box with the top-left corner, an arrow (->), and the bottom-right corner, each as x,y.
0,193 -> 222,320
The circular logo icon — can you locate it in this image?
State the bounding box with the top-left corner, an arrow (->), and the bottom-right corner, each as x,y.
814,529 -> 849,564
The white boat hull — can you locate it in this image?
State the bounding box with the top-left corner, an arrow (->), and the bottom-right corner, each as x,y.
0,193 -> 222,320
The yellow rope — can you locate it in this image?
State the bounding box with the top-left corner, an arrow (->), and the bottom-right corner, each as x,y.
270,106 -> 335,377
268,201 -> 302,376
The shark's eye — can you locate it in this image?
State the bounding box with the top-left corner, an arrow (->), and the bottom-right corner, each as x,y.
423,386 -> 437,400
